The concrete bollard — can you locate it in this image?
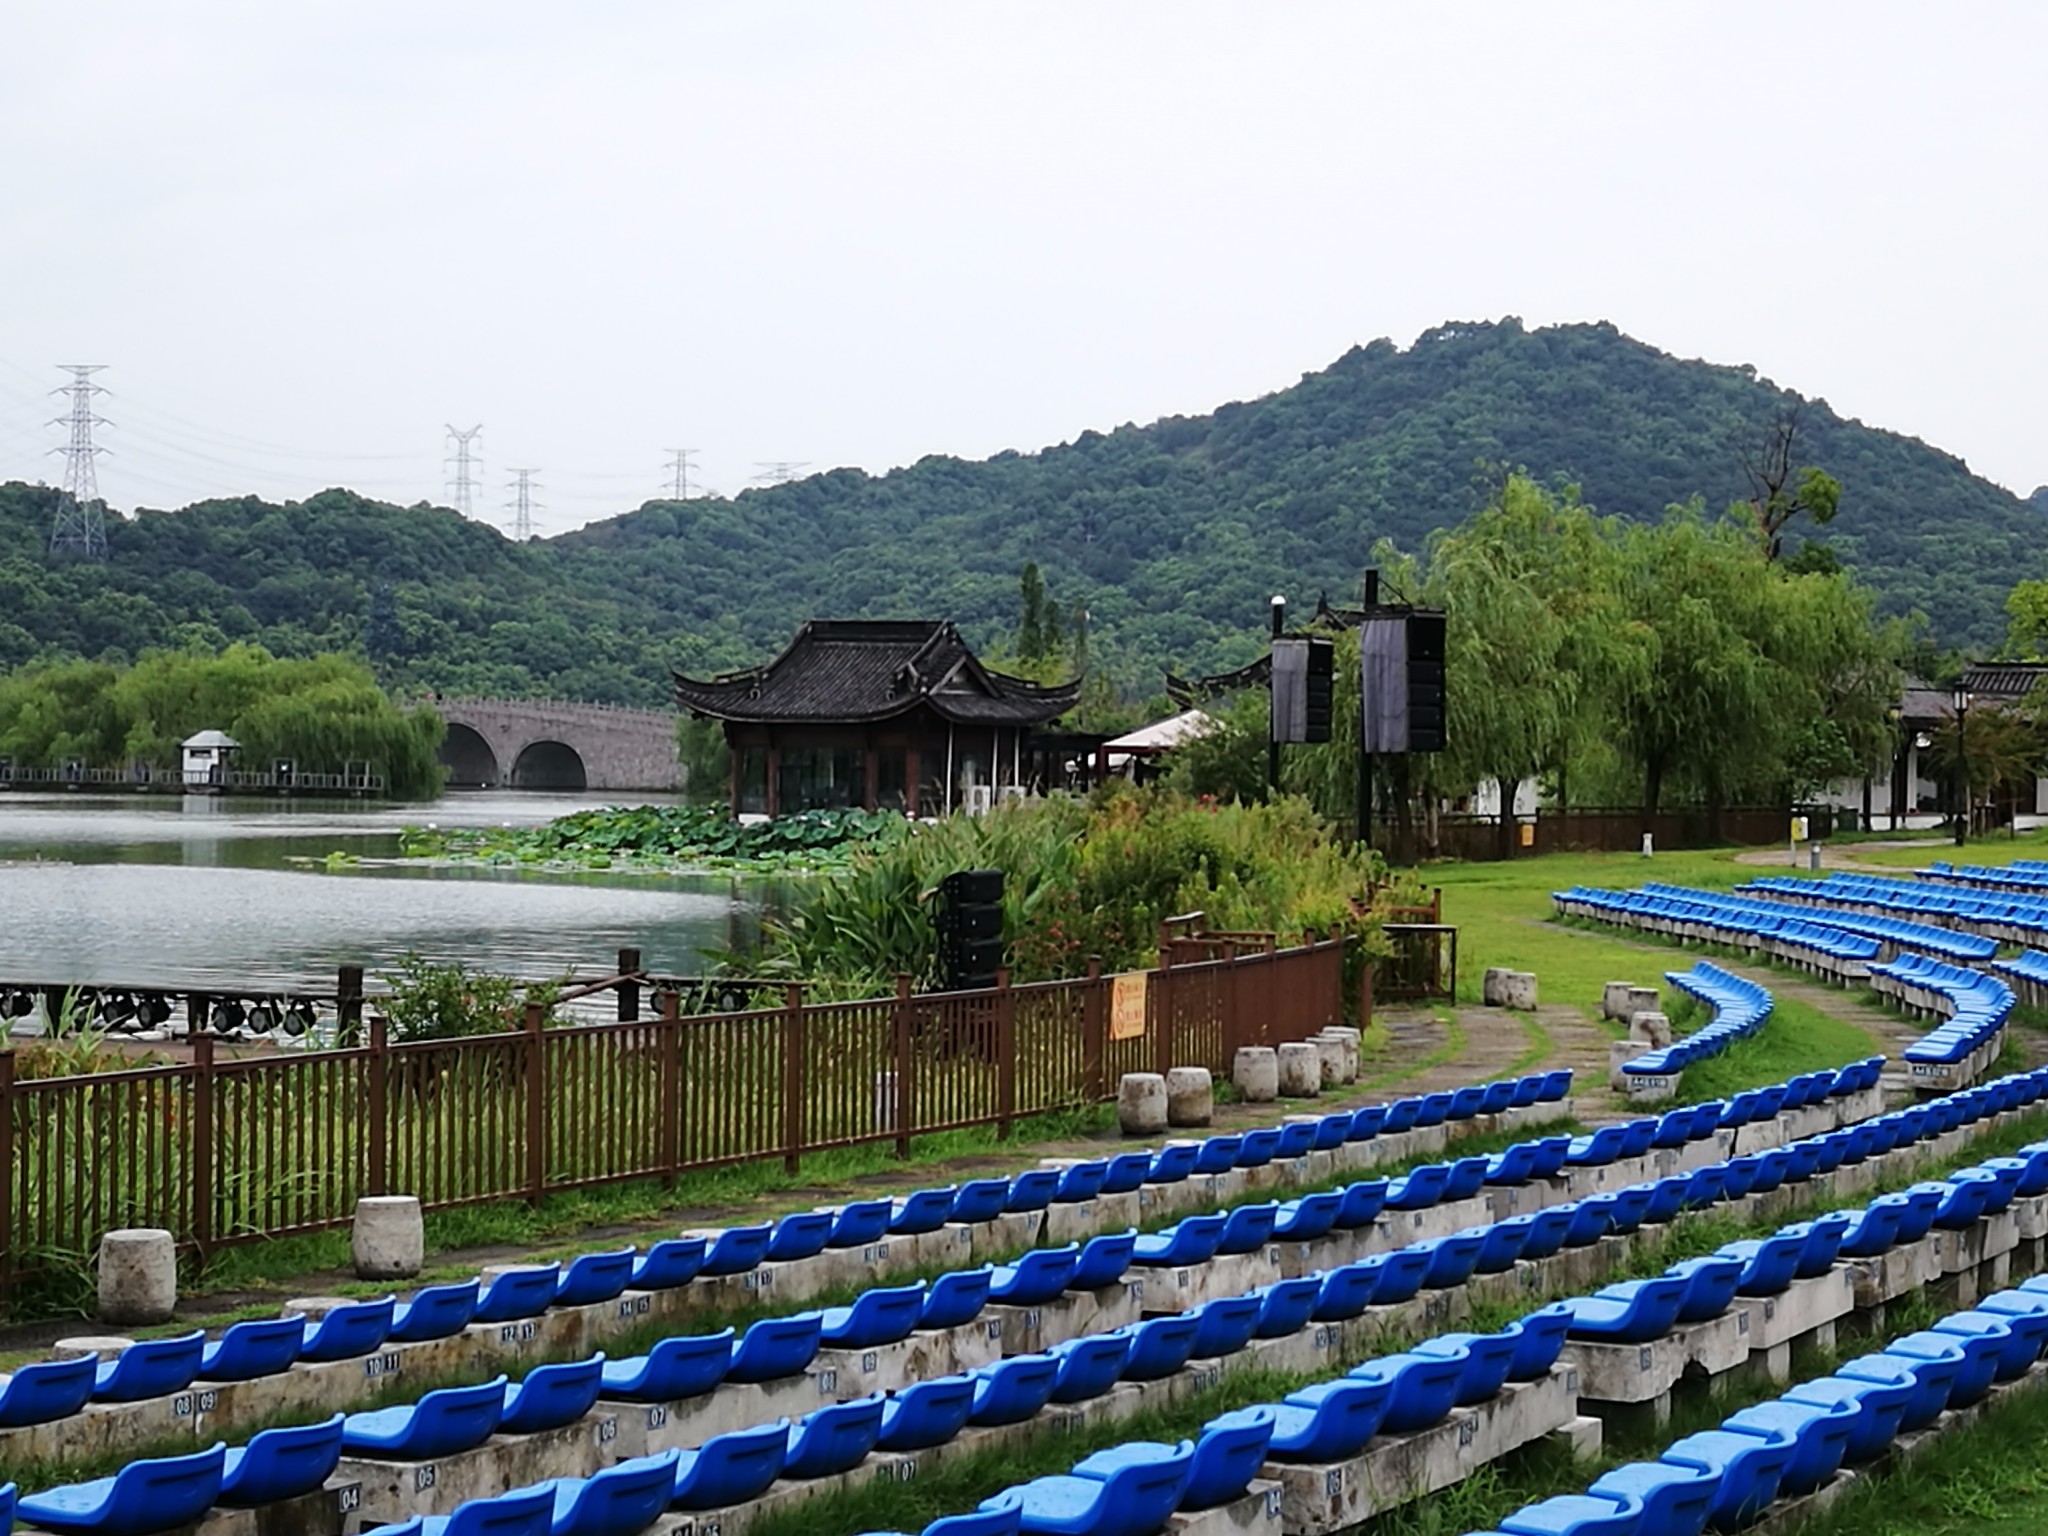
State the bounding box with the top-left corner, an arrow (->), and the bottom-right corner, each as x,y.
1309,1034 -> 1346,1087
1607,1038 -> 1640,1091
1277,1041 -> 1322,1097
1482,968 -> 1512,1006
1627,985 -> 1659,1018
54,1335 -> 134,1363
1502,971 -> 1539,1011
1629,1011 -> 1674,1049
97,1228 -> 177,1326
1320,1026 -> 1360,1083
352,1195 -> 425,1281
1165,1066 -> 1214,1127
1233,1046 -> 1279,1103
1601,982 -> 1637,1022
1117,1072 -> 1169,1135
285,1295 -> 359,1322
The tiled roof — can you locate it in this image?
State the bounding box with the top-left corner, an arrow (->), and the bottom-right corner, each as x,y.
1962,662 -> 2048,699
672,620 -> 1082,725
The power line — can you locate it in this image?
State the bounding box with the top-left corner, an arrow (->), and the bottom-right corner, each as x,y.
664,447 -> 698,501
444,424 -> 483,516
506,467 -> 541,540
751,460 -> 810,486
49,365 -> 110,559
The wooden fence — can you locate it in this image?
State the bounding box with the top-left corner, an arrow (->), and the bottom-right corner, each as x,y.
0,935 -> 1346,1305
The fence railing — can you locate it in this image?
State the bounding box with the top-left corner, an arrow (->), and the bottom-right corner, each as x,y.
0,935 -> 1348,1305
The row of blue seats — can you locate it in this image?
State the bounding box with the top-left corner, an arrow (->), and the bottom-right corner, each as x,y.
1634,883 -> 1997,964
0,1056 -> 1898,1536
1621,963 -> 1771,1078
1920,859 -> 2048,891
1995,950 -> 2048,986
0,1073 -> 1576,1434
1869,951 -> 2014,1065
1481,1273 -> 2048,1534
1556,889 -> 1882,965
841,1070 -> 2048,1536
1744,872 -> 2048,939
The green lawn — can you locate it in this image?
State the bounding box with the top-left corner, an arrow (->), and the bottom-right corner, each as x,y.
1851,826 -> 2048,869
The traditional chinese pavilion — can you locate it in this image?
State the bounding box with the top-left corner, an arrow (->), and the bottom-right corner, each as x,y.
672,620 -> 1084,817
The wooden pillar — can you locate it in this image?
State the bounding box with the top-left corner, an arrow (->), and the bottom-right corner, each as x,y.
905,747 -> 921,819
727,738 -> 740,818
766,743 -> 781,818
864,746 -> 878,813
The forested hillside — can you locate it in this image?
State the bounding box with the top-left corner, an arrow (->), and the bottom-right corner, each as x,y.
1,319 -> 2039,704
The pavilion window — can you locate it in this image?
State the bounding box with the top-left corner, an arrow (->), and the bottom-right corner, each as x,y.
737,748 -> 769,816
875,749 -> 907,811
778,747 -> 865,811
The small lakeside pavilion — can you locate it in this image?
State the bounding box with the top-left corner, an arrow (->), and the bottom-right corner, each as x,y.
673,620 -> 1083,817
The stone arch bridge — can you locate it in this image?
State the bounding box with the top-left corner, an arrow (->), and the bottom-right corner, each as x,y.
428,698 -> 682,792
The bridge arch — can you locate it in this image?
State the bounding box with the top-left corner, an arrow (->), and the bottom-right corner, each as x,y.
510,739 -> 588,790
438,723 -> 502,788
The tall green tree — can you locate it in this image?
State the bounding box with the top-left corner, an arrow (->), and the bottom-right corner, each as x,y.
1738,407 -> 1843,563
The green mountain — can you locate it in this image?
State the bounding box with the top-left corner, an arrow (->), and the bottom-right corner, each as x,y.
1,318 -> 2038,703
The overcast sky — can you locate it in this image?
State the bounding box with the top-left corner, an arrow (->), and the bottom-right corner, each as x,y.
1,2 -> 2040,536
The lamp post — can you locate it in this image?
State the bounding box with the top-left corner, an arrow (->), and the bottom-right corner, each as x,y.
1953,682 -> 1969,847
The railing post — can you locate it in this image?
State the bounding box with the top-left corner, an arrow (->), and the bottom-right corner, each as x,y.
0,1051 -> 13,1310
617,948 -> 641,1023
782,984 -> 805,1174
995,968 -> 1016,1138
191,1033 -> 215,1260
337,966 -> 364,1046
523,1000 -> 546,1207
659,990 -> 681,1186
892,974 -> 913,1159
1082,957 -> 1106,1102
367,1014 -> 389,1196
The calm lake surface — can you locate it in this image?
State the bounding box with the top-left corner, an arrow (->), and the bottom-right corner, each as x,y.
0,792 -> 766,992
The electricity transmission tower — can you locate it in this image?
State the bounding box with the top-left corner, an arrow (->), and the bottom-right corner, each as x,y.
48,365 -> 110,558
751,460 -> 809,486
444,424 -> 484,516
664,447 -> 698,500
506,467 -> 541,540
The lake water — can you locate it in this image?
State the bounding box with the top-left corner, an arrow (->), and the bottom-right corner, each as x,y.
0,791 -> 766,994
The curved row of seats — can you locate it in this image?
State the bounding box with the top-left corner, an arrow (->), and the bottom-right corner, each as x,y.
0,1058 -> 1896,1536
1919,859 -> 2048,894
0,1073 -> 1576,1435
1633,884 -> 1996,964
1867,952 -> 2014,1065
1993,950 -> 2048,1011
1620,963 -> 1770,1079
1745,872 -> 2048,948
1478,1276 -> 2048,1535
827,1068 -> 2048,1536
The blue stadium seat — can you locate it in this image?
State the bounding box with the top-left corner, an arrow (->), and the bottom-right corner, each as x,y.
93,1332 -> 204,1402
1561,1277 -> 1690,1343
1371,1348 -> 1468,1432
342,1377 -> 507,1459
1072,1408 -> 1273,1511
1052,1161 -> 1108,1203
1334,1179 -> 1388,1228
950,1179 -> 1014,1223
921,1267 -> 994,1330
879,1375 -> 977,1450
1836,1352 -> 1958,1431
1418,1231 -> 1487,1289
501,1357 -> 605,1435
524,1450 -> 680,1536
1722,1397 -> 1857,1496
1367,1248 -> 1434,1306
1192,1136 -> 1244,1175
765,1213 -> 834,1262
1007,1171 -> 1063,1212
990,1245 -> 1080,1303
0,1355 -> 95,1428
629,1238 -> 706,1292
727,1314 -> 821,1383
1116,1315 -> 1201,1380
1215,1203 -> 1278,1255
1236,1128 -> 1283,1167
826,1200 -> 894,1247
1505,1307 -> 1574,1380
783,1395 -> 884,1478
1346,1105 -> 1388,1140
698,1224 -> 774,1278
818,1284 -> 926,1349
475,1266 -> 562,1323
1783,1373 -> 1913,1462
1189,1295 -> 1262,1359
1048,1333 -> 1132,1403
889,1188 -> 958,1236
1384,1164 -> 1451,1210
1497,1492 -> 1649,1536
1310,1261 -> 1380,1322
599,1331 -> 733,1401
1886,1328 -> 2000,1407
1071,1231 -> 1136,1290
17,1444 -> 226,1536
969,1356 -> 1061,1426
198,1317 -> 303,1382
1444,1156 -> 1490,1201
391,1280 -> 482,1342
1143,1145 -> 1199,1184
1275,1120 -> 1321,1159
1415,1328 -> 1517,1405
1264,1376 -> 1393,1461
982,1440 -> 1193,1536
1253,1277 -> 1321,1338
1273,1192 -> 1344,1243
1665,1256 -> 1743,1323
1659,1428 -> 1795,1532
1132,1217 -> 1225,1269
557,1249 -> 636,1307
366,1490 -> 553,1536
218,1415 -> 344,1506
669,1420 -> 789,1511
1099,1153 -> 1154,1194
